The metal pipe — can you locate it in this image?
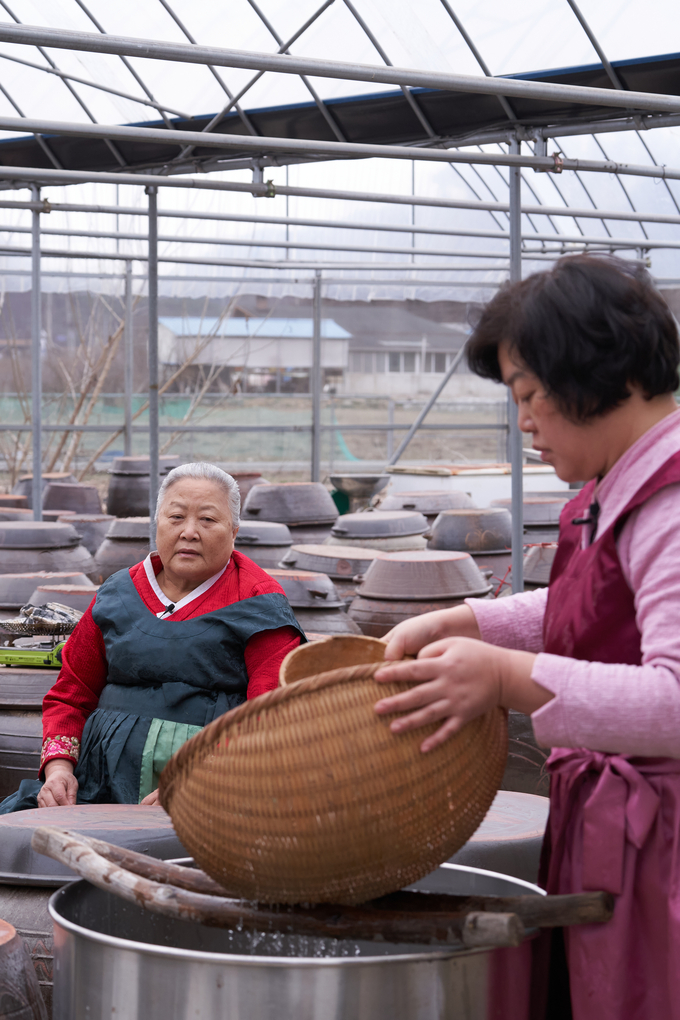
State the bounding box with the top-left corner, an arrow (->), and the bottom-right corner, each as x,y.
386,343 -> 469,466
30,183 -> 41,522
508,138 -> 524,593
147,187 -> 159,548
1,115 -> 680,180
0,244 -> 525,269
124,259 -> 133,456
0,167 -> 678,226
0,23 -> 677,114
0,422 -> 508,434
0,268 -> 505,287
565,0 -> 625,91
311,270 -> 322,483
0,220 -> 674,253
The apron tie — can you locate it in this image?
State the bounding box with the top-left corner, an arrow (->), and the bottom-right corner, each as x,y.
547,748 -> 661,895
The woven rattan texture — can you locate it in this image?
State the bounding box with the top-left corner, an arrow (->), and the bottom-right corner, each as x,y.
159,663 -> 508,905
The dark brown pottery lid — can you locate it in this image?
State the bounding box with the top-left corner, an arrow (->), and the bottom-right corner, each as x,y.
279,544 -> 384,578
266,568 -> 343,608
378,489 -> 476,514
106,517 -> 151,541
331,510 -> 428,540
357,549 -> 491,600
235,520 -> 292,547
0,521 -> 80,549
242,482 -> 338,526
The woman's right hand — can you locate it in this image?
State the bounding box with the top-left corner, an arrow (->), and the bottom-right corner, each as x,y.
383,604 -> 482,661
38,760 -> 78,807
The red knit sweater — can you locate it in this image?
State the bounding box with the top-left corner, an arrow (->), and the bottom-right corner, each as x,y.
40,550 -> 300,773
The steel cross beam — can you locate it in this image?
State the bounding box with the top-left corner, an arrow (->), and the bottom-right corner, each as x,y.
0,22 -> 678,114
1,116 -> 680,179
0,165 -> 678,226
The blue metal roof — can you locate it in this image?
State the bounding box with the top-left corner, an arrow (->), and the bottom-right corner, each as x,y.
158,317 -> 352,339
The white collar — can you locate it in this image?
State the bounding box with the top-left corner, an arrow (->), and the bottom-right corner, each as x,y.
143,554 -> 229,618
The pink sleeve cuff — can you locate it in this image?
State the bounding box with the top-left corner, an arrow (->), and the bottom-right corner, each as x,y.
465,588 -> 548,653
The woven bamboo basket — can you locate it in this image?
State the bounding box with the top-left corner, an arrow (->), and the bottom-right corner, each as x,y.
159,636 -> 508,905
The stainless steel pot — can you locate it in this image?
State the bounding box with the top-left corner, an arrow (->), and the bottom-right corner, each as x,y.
50,863 -> 543,1020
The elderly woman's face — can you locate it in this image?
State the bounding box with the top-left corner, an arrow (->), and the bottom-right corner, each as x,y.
155,478 -> 238,583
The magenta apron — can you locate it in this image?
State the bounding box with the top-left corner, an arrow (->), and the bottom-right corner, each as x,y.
539,452 -> 680,1020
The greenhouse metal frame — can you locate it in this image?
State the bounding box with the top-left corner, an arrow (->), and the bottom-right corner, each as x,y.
0,5 -> 677,589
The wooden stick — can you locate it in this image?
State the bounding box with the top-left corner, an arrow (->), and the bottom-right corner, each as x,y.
31,827 -> 613,949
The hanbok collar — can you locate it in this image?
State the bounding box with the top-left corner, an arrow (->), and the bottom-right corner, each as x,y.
143,553 -> 229,619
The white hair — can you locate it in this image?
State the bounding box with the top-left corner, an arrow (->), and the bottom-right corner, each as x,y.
155,462 -> 240,527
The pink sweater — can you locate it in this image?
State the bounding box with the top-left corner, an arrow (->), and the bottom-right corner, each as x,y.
466,409 -> 680,758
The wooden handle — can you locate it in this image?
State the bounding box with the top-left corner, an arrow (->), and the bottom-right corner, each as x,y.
31,826 -> 613,949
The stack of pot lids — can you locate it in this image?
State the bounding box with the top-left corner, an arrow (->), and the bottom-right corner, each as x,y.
30,584 -> 99,612
265,568 -> 344,609
234,520 -> 292,548
377,489 -> 476,517
356,550 -> 491,601
524,543 -> 558,587
491,496 -> 567,525
428,508 -> 512,552
330,510 -> 428,540
0,521 -> 81,549
0,571 -> 94,608
109,456 -> 179,475
105,517 -> 150,540
278,544 -> 384,579
242,482 -> 338,526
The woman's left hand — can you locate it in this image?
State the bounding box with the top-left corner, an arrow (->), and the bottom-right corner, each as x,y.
140,789 -> 161,806
374,637 -> 546,753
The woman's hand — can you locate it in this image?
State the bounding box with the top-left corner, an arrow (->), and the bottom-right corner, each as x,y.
374,637 -> 549,753
382,605 -> 482,661
140,789 -> 161,807
38,760 -> 78,807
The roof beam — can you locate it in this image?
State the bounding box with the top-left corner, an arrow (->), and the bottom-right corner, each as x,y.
0,165 -> 678,226
1,115 -> 680,179
0,22 -> 678,113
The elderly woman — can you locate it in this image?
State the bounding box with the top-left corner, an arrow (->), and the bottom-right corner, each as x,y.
374,256 -> 680,1020
1,462 -> 303,812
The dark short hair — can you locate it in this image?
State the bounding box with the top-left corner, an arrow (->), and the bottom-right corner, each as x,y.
467,255 -> 680,421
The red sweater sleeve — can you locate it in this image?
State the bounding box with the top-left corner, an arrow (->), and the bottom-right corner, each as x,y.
40,598 -> 106,774
245,626 -> 301,700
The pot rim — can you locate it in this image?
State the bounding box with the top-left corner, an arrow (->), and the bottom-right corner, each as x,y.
48,864 -> 543,967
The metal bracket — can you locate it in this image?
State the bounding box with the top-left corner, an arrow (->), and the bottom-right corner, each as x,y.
41,198 -> 51,214
551,152 -> 564,173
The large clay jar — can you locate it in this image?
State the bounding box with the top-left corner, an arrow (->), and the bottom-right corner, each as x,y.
12,472 -> 76,509
234,521 -> 292,569
266,568 -> 362,636
107,456 -> 179,517
0,522 -> 96,580
58,513 -> 115,556
43,482 -> 103,515
228,472 -> 269,506
29,584 -> 98,613
0,571 -> 93,610
93,517 -> 150,582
